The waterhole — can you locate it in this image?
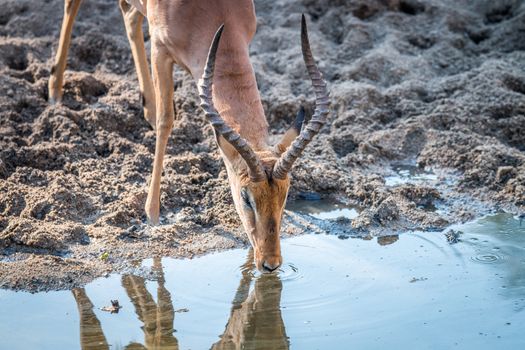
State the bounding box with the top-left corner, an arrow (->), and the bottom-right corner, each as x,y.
0,214 -> 524,349
286,198 -> 359,220
385,163 -> 438,186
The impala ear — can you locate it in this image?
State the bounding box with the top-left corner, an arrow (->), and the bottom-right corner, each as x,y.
214,131 -> 239,164
275,106 -> 305,155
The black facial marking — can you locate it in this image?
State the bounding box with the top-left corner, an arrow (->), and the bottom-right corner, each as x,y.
241,188 -> 252,210
265,168 -> 274,183
267,218 -> 277,235
50,65 -> 56,75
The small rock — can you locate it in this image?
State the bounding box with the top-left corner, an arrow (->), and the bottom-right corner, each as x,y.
377,235 -> 399,246
409,277 -> 428,283
100,300 -> 122,313
444,229 -> 462,244
496,166 -> 516,184
125,225 -> 139,237
374,198 -> 399,224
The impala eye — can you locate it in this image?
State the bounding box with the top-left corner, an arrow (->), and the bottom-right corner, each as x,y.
241,188 -> 252,210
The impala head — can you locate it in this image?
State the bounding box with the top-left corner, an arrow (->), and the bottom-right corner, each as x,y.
198,15 -> 329,273
219,144 -> 295,272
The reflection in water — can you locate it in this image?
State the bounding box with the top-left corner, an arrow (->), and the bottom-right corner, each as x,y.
72,254 -> 287,349
377,235 -> 399,246
73,258 -> 179,350
72,288 -> 109,350
213,250 -> 289,350
122,258 -> 179,349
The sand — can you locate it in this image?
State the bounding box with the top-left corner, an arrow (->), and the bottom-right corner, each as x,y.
1,0 -> 524,291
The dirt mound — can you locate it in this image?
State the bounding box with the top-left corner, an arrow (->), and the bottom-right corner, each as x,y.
1,0 -> 524,291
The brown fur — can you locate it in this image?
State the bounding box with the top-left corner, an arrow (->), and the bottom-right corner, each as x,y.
220,143 -> 291,271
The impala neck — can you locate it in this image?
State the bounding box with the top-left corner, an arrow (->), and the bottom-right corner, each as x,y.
209,46 -> 269,151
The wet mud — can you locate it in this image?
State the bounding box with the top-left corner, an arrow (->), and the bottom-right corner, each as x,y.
1,0 -> 524,291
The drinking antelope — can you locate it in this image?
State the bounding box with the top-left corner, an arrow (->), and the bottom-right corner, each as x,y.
49,0 -> 329,273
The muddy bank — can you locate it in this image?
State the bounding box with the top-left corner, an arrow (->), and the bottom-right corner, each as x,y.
1,0 -> 524,292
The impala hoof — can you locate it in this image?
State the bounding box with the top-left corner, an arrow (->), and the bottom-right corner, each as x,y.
146,215 -> 160,226
47,94 -> 62,105
145,205 -> 160,225
48,78 -> 63,105
48,90 -> 62,105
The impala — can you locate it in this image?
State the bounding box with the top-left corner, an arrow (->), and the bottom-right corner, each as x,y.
49,0 -> 329,272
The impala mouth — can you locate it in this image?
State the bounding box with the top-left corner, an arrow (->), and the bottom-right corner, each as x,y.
258,255 -> 282,274
262,261 -> 280,273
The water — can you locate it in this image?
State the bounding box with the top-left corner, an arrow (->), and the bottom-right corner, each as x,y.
1,214 -> 524,349
286,198 -> 359,220
385,163 -> 438,186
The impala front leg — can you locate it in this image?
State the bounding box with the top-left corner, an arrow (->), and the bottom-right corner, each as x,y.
145,46 -> 174,224
119,0 -> 156,129
48,0 -> 83,104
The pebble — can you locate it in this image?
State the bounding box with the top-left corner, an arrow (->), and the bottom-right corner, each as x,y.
444,229 -> 462,244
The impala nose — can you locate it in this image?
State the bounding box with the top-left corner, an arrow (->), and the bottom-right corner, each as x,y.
262,258 -> 281,273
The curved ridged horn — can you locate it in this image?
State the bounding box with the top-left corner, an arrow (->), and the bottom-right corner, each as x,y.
273,14 -> 330,180
197,25 -> 266,182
